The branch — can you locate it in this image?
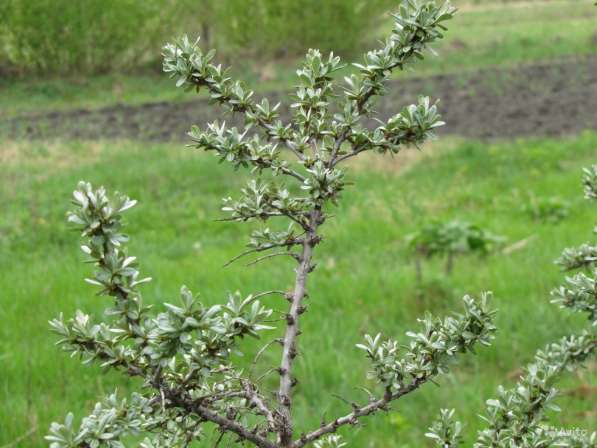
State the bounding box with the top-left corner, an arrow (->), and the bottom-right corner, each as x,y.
332,96 -> 445,168
475,334 -> 597,447
189,125 -> 305,184
164,36 -> 291,145
185,399 -> 276,448
217,212 -> 285,222
328,0 -> 456,166
241,380 -> 277,431
287,146 -> 306,162
224,240 -> 303,267
294,379 -> 425,448
219,210 -> 309,231
247,252 -> 301,267
277,210 -> 322,446
278,166 -> 307,183
332,144 -> 370,166
269,208 -> 311,231
328,65 -> 400,165
160,382 -> 278,448
251,290 -> 290,301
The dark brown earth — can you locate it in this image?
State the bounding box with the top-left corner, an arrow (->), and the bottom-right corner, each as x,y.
2,56 -> 597,141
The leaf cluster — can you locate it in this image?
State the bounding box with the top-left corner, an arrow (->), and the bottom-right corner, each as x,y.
48,183 -> 276,447
357,294 -> 496,391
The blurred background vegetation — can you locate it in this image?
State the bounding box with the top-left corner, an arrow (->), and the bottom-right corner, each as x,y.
1,0 -> 595,117
1,0 -> 595,77
0,0 -> 394,76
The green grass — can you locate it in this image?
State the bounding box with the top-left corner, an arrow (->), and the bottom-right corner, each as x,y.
413,0 -> 597,73
1,132 -> 596,447
1,0 -> 595,118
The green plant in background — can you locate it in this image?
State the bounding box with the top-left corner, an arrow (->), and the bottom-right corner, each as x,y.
44,1 -> 595,447
217,0 -> 395,59
0,0 -> 172,75
0,0 -> 395,77
524,195 -> 570,224
408,220 -> 504,281
0,0 -> 239,77
426,166 -> 597,447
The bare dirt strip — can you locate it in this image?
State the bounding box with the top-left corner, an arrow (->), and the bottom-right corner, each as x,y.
2,56 -> 596,142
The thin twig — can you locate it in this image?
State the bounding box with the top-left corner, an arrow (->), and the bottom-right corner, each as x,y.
268,203 -> 310,230
162,383 -> 278,448
223,245 -> 280,268
224,240 -> 303,268
241,380 -> 277,431
0,426 -> 38,448
279,166 -> 307,183
331,393 -> 352,406
216,212 -> 284,223
287,147 -> 305,161
214,429 -> 226,448
247,252 -> 300,267
256,367 -> 278,383
250,338 -> 283,376
293,378 -> 426,448
251,290 -> 290,301
333,144 -> 371,165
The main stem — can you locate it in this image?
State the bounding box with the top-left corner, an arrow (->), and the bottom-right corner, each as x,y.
276,83 -> 384,445
278,209 -> 321,446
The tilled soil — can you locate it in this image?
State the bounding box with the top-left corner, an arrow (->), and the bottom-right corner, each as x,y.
2,56 -> 597,142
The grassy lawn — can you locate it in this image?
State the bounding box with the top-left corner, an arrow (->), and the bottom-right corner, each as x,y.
414,0 -> 597,72
1,0 -> 595,118
1,132 -> 596,447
